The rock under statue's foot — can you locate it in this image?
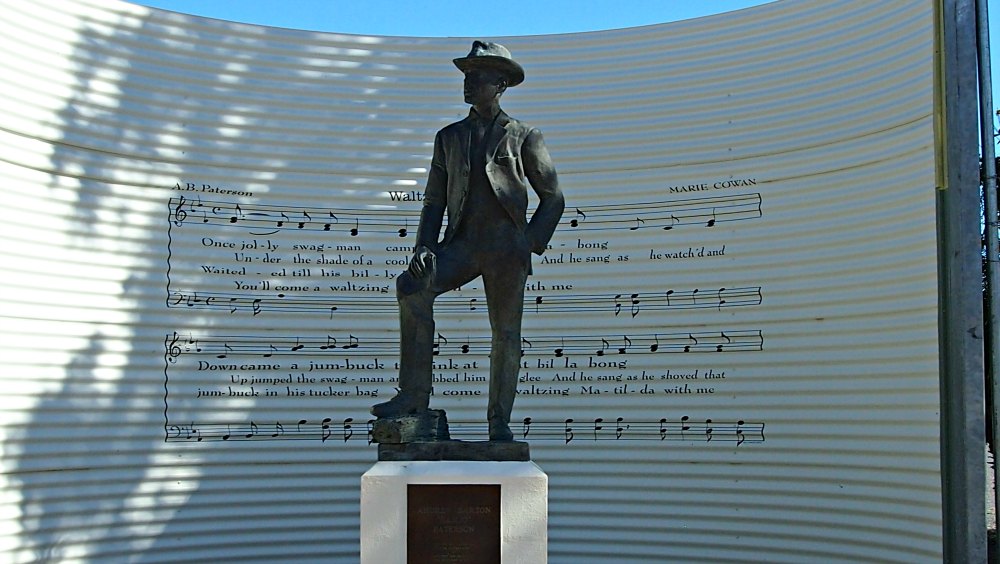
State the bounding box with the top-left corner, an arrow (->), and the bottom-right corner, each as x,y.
370,392 -> 428,418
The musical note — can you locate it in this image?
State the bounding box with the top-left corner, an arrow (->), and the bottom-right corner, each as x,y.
398,219 -> 408,238
706,208 -> 717,227
629,293 -> 640,318
683,334 -> 697,353
629,217 -> 645,231
663,214 -> 679,231
564,418 -> 574,444
262,344 -> 277,358
659,418 -> 667,440
469,298 -> 478,311
276,212 -> 289,228
534,296 -> 543,313
271,421 -> 284,438
217,343 -> 233,359
350,218 -> 359,236
570,208 -> 586,227
704,419 -> 713,442
613,294 -> 622,316
291,338 -> 304,352
245,421 -> 258,439
593,418 -> 604,441
252,299 -> 262,316
367,419 -> 376,445
432,333 -> 448,356
521,337 -> 533,357
324,212 -> 339,231
321,417 -> 332,442
597,338 -> 610,356
650,334 -> 660,353
615,417 -> 627,439
343,418 -> 354,442
319,335 -> 337,350
342,335 -> 359,350
617,335 -> 632,355
230,204 -> 244,224
554,337 -> 565,358
665,289 -> 674,307
717,331 -> 732,353
461,338 -> 470,354
735,420 -> 745,446
680,416 -> 690,439
522,417 -> 532,439
222,425 -> 232,441
297,419 -> 308,434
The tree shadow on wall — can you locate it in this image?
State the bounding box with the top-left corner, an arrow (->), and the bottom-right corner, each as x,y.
2,4 -> 417,561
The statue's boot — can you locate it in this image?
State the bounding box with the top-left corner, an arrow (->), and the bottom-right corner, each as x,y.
487,344 -> 517,441
370,392 -> 428,418
488,419 -> 513,441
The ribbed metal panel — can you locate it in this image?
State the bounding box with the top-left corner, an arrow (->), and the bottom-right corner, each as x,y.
0,0 -> 942,561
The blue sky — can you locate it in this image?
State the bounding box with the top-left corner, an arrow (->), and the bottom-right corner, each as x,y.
132,1 -> 776,36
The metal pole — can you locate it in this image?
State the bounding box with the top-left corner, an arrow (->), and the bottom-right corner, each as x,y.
939,0 -> 987,560
977,0 -> 1000,559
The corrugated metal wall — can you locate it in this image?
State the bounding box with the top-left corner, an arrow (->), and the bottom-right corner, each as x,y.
0,0 -> 943,561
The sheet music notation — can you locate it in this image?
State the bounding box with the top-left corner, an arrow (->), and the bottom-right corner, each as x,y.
562,192 -> 762,232
165,286 -> 763,317
168,193 -> 760,236
166,416 -> 765,445
164,329 -> 764,361
170,196 -> 417,236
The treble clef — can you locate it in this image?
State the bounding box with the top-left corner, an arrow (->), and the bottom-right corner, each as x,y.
171,196 -> 188,226
165,332 -> 182,362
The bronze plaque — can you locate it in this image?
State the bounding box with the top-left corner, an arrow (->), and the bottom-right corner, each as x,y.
407,484 -> 500,564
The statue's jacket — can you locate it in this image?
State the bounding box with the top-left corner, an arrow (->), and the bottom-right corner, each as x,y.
415,109 -> 564,262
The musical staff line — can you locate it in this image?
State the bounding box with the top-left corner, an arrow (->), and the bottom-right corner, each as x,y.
563,192 -> 762,232
165,286 -> 763,317
165,416 -> 766,445
164,329 -> 764,362
170,196 -> 416,236
168,192 -> 761,236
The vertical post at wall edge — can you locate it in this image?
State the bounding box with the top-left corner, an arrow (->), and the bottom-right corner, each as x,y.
976,0 -> 1000,559
938,0 -> 988,561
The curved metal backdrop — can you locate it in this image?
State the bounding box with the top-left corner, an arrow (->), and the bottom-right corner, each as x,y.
0,0 -> 946,562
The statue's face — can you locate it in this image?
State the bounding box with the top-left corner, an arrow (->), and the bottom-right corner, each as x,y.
463,68 -> 504,106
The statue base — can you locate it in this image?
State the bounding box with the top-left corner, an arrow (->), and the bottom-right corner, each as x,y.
378,440 -> 530,462
371,409 -> 450,443
360,461 -> 548,564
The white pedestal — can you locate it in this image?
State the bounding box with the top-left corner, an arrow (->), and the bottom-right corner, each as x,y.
360,461 -> 547,564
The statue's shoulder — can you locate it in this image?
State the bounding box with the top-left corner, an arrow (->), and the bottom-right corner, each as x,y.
499,113 -> 532,132
439,115 -> 472,133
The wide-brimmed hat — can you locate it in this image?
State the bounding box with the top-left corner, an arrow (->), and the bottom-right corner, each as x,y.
453,41 -> 524,87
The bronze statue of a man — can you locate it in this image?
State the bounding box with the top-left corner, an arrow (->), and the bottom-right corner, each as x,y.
371,41 -> 564,441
